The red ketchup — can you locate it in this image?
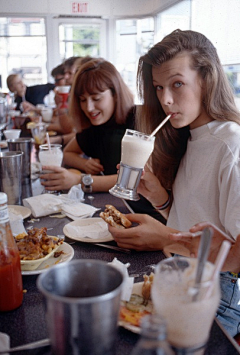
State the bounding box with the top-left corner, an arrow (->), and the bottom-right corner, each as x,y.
0,193 -> 23,312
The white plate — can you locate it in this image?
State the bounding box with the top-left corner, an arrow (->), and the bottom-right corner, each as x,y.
0,140 -> 7,148
21,242 -> 74,275
8,205 -> 31,219
118,282 -> 153,334
63,217 -> 113,243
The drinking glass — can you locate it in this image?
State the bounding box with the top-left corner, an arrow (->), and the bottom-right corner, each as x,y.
56,85 -> 71,109
109,129 -> 155,201
39,144 -> 63,193
31,123 -> 47,151
151,257 -> 220,355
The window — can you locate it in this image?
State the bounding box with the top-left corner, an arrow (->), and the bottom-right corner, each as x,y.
0,17 -> 48,91
116,17 -> 154,101
59,22 -> 103,61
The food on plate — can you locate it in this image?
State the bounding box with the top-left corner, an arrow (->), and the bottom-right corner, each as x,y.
119,279 -> 154,328
142,273 -> 154,301
15,227 -> 63,260
100,205 -> 132,229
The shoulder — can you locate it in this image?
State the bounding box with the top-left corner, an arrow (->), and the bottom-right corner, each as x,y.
208,120 -> 240,145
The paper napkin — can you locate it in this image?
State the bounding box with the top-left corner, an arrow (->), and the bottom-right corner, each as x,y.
61,202 -> 99,220
23,194 -> 99,219
23,194 -> 62,217
0,331 -> 9,353
108,258 -> 134,301
9,211 -> 26,236
64,219 -> 109,240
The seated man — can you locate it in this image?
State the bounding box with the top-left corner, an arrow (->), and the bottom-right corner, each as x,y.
7,74 -> 55,111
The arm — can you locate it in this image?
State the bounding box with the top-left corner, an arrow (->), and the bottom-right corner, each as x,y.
63,137 -> 104,174
40,166 -> 117,192
169,222 -> 239,272
137,168 -> 170,219
109,213 -> 178,251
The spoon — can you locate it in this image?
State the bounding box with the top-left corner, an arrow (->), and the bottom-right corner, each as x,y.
192,227 -> 213,301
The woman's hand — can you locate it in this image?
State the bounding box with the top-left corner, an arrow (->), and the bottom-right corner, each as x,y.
109,213 -> 177,251
40,166 -> 81,191
84,158 -> 104,175
168,222 -> 240,271
137,170 -> 166,206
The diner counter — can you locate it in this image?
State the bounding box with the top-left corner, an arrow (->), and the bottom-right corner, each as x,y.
0,189 -> 239,354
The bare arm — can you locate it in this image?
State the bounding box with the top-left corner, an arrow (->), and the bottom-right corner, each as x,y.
63,137 -> 104,174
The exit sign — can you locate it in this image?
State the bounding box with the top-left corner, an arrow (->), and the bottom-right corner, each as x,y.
72,2 -> 88,14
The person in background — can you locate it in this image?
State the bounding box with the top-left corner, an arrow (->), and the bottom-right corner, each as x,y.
51,64 -> 66,86
49,56 -> 94,144
40,58 -> 135,192
108,29 -> 240,337
6,74 -> 55,112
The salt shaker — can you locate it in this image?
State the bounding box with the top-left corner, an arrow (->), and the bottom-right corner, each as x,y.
0,192 -> 23,311
130,314 -> 174,355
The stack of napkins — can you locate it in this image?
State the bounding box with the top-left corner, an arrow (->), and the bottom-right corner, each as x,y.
108,258 -> 134,301
23,194 -> 99,219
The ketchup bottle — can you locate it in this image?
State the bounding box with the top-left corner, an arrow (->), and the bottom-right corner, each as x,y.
0,192 -> 23,311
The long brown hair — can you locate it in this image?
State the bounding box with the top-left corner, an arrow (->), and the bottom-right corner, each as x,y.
136,29 -> 240,190
69,58 -> 134,131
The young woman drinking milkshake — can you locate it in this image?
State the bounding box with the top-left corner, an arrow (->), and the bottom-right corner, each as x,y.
109,29 -> 240,337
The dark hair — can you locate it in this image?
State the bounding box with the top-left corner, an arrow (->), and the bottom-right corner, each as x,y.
136,29 -> 240,189
63,56 -> 82,69
51,64 -> 65,78
69,58 -> 134,131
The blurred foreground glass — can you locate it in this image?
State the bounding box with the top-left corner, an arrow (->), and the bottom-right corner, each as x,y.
151,257 -> 220,355
130,314 -> 174,355
37,259 -> 124,355
109,129 -> 155,201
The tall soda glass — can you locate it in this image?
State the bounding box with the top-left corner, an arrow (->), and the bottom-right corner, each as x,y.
151,257 -> 220,355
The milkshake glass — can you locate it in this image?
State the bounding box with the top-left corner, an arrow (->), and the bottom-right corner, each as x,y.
39,144 -> 63,168
151,257 -> 220,355
109,129 -> 155,201
39,144 -> 63,193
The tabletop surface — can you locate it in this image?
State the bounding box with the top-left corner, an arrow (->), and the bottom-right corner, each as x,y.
0,180 -> 240,354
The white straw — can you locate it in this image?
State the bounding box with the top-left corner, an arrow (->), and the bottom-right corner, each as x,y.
149,114 -> 171,138
205,241 -> 231,299
46,132 -> 51,151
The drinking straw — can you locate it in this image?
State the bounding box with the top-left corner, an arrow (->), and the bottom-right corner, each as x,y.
149,114 -> 171,138
46,132 -> 51,151
205,240 -> 231,299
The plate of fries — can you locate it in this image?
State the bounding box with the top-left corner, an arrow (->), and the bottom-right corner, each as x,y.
15,227 -> 74,274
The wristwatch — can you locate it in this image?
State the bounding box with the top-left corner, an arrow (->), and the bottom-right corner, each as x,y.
82,174 -> 93,193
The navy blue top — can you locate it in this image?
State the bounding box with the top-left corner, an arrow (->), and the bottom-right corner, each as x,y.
15,83 -> 55,110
